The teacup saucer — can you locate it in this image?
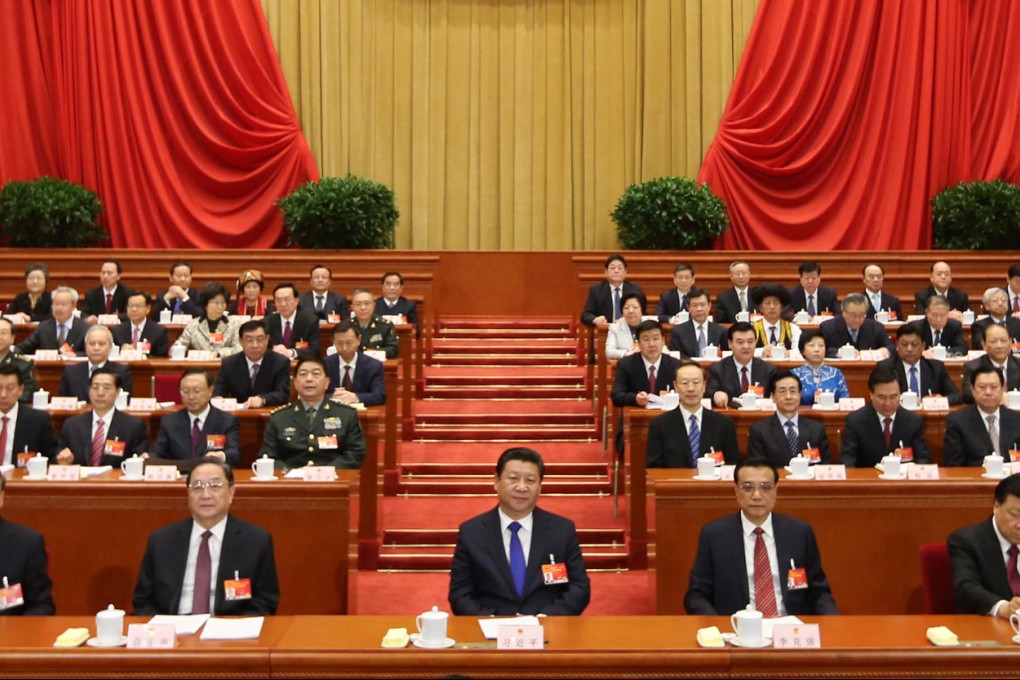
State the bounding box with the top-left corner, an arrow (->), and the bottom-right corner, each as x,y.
722,633 -> 772,648
251,476 -> 278,482
86,635 -> 128,648
1013,634 -> 1020,645
982,472 -> 1009,480
693,473 -> 722,481
118,475 -> 144,482
410,633 -> 455,649
878,472 -> 906,480
24,474 -> 47,481
783,468 -> 813,480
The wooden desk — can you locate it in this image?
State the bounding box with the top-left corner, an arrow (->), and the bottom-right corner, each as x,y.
652,469 -> 995,615
2,470 -> 356,616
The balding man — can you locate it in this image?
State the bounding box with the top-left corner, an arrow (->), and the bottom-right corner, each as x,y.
914,261 -> 970,318
57,325 -> 132,403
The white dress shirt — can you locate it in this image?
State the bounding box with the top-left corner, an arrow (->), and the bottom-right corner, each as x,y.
740,512 -> 786,616
498,507 -> 533,567
178,517 -> 228,615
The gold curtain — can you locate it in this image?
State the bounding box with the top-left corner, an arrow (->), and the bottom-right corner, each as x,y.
260,0 -> 759,249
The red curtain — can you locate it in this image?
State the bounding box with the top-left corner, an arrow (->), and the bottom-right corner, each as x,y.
700,0 -> 1020,251
0,0 -> 318,248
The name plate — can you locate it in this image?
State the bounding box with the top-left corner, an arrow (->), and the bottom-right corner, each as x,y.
497,624 -> 544,650
35,349 -> 59,361
719,465 -> 736,481
859,350 -> 884,361
144,466 -> 178,482
187,350 -> 212,361
127,398 -> 159,411
921,396 -> 950,411
303,466 -> 336,482
813,464 -> 847,481
97,314 -> 120,325
210,397 -> 238,411
49,396 -> 79,411
1012,462 -> 1020,474
48,465 -> 81,481
127,623 -> 176,649
119,349 -> 145,361
907,464 -> 940,480
171,314 -> 193,325
838,398 -> 865,411
772,623 -> 821,649
758,398 -> 776,412
380,314 -> 406,325
363,349 -> 387,362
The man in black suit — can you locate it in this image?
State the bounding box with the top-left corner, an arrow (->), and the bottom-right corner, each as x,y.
298,264 -> 349,322
707,322 -> 777,408
581,253 -> 644,328
265,282 -> 320,361
840,367 -> 931,468
611,320 -> 680,454
787,261 -> 839,317
862,263 -> 904,320
132,458 -> 279,616
919,296 -> 968,357
58,326 -> 132,403
376,271 -> 419,331
149,369 -> 241,466
668,288 -> 728,358
747,371 -> 832,467
0,475 -> 55,615
15,287 -> 90,356
655,262 -> 696,322
877,323 -> 962,405
684,458 -> 838,616
0,318 -> 39,404
647,362 -> 739,468
714,260 -> 756,324
449,447 -> 590,615
914,260 -> 971,317
819,294 -> 895,359
80,259 -> 134,323
152,261 -> 203,319
972,287 -> 1020,350
0,365 -> 58,465
962,324 -> 1020,403
55,367 -> 148,466
948,474 -> 1020,617
213,320 -> 291,408
325,322 -> 386,406
112,291 -> 170,358
945,366 -> 1020,466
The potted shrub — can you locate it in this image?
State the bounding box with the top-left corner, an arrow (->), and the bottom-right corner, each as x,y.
610,176 -> 729,249
278,174 -> 399,249
931,179 -> 1020,249
0,176 -> 106,247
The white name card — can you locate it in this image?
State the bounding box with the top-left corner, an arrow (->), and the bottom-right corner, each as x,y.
187,350 -> 212,361
1012,462 -> 1020,474
759,398 -> 777,412
380,314 -> 405,325
48,465 -> 81,481
497,624 -> 544,650
48,396 -> 79,411
838,398 -> 866,411
772,623 -> 821,649
127,623 -> 176,649
119,349 -> 145,362
303,466 -> 337,482
170,314 -> 193,325
719,465 -> 736,481
363,349 -> 387,363
813,465 -> 847,481
210,397 -> 238,412
128,398 -> 159,411
97,314 -> 120,325
921,396 -> 950,411
144,466 -> 178,482
907,464 -> 940,480
35,349 -> 59,361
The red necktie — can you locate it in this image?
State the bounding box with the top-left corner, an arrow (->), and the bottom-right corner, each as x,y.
883,416 -> 892,451
90,418 -> 105,466
191,530 -> 212,614
1008,545 -> 1020,596
740,367 -> 749,393
132,327 -> 140,346
105,293 -> 113,314
1014,296 -> 1020,314
250,362 -> 260,388
648,364 -> 656,393
282,320 -> 292,347
0,416 -> 9,465
753,527 -> 779,616
343,365 -> 353,391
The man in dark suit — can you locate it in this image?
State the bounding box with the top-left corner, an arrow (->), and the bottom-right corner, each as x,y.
914,260 -> 971,317
0,365 -> 58,465
840,367 -> 931,468
787,261 -> 839,317
55,367 -> 148,466
149,369 -> 241,466
80,259 -> 134,323
714,260 -> 756,324
611,320 -> 680,454
747,371 -> 832,467
0,475 -> 55,615
132,458 -> 279,616
449,447 -> 590,615
877,323 -> 962,405
667,288 -> 728,358
213,320 -> 291,408
684,458 -> 838,616
707,322 -> 777,408
111,291 -> 170,358
962,323 -> 1020,404
152,261 -> 203,319
819,294 -> 895,359
298,264 -> 349,322
581,253 -> 644,327
948,474 -> 1020,617
862,263 -> 904,320
15,287 -> 90,356
655,262 -> 696,322
325,322 -> 386,406
919,296 -> 968,357
945,365 -> 1020,466
972,287 -> 1020,350
647,362 -> 739,468
265,283 -> 320,360
376,271 -> 419,331
58,326 -> 132,403
0,318 -> 39,404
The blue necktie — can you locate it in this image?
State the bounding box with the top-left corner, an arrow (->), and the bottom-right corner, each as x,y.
508,521 -> 526,597
688,414 -> 701,466
807,295 -> 816,317
909,366 -> 919,394
785,420 -> 798,457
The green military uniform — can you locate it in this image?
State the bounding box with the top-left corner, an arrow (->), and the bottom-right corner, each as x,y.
261,398 -> 366,470
357,316 -> 399,359
0,352 -> 39,404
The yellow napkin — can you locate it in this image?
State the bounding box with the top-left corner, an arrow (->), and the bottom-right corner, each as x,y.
53,628 -> 90,647
696,626 -> 725,648
926,626 -> 958,646
381,627 -> 410,648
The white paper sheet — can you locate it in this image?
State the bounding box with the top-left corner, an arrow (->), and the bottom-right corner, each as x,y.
478,616 -> 540,640
199,616 -> 264,640
147,614 -> 210,635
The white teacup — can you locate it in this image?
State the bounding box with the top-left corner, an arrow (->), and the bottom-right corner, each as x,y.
789,455 -> 810,477
730,605 -> 763,644
771,345 -> 786,360
26,454 -> 48,478
875,311 -> 890,324
962,310 -> 975,324
696,457 -> 717,479
661,392 -> 679,411
251,455 -> 275,480
931,344 -> 947,360
792,310 -> 810,324
702,344 -> 719,359
900,391 -> 919,409
170,344 -> 186,360
95,604 -> 125,644
675,311 -> 690,324
108,345 -> 121,360
735,311 -> 750,323
1007,390 -> 1020,409
32,390 -> 49,409
416,605 -> 449,646
159,309 -> 172,324
817,391 -> 835,408
1010,612 -> 1020,637
740,392 -> 759,410
881,454 -> 902,478
838,344 -> 856,360
984,454 -> 1005,478
120,455 -> 144,478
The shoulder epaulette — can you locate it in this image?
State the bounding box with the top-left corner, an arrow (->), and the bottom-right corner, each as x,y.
270,403 -> 290,414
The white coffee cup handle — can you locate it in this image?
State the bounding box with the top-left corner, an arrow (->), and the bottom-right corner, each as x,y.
1011,613 -> 1020,635
730,613 -> 739,637
415,615 -> 424,634
251,461 -> 258,475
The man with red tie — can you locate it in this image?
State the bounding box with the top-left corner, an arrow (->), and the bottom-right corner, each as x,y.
80,260 -> 134,324
55,367 -> 147,466
839,366 -> 931,468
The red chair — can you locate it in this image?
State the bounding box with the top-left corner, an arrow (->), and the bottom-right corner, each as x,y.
919,542 -> 955,614
152,373 -> 182,405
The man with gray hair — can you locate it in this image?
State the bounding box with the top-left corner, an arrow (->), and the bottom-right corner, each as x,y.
57,325 -> 132,402
920,296 -> 967,358
715,260 -> 756,324
15,286 -> 90,356
972,287 -> 1020,350
819,293 -> 894,359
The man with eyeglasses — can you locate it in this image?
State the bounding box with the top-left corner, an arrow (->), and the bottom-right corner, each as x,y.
684,458 -> 838,616
260,356 -> 366,470
132,458 -> 279,616
819,294 -> 894,359
747,371 -> 832,467
148,369 -> 241,466
213,320 -> 291,408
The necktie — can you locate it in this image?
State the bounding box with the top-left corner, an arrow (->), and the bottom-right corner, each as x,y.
850,328 -> 859,344
934,329 -> 942,346
998,364 -> 1006,385
0,416 -> 9,465
191,417 -> 202,457
90,417 -> 105,466
282,320 -> 292,347
612,288 -> 621,320
250,362 -> 260,387
57,324 -> 66,345
988,414 -> 1000,454
752,527 -> 779,616
688,414 -> 701,466
508,521 -> 526,597
679,294 -> 687,311
173,298 -> 183,314
191,530 -> 212,615
807,295 -> 816,317
1007,545 -> 1020,596
909,366 -> 919,394
1014,296 -> 1020,314
740,366 -> 749,393
785,420 -> 798,458
105,292 -> 113,314
739,290 -> 747,312
769,327 -> 778,345
316,295 -> 324,312
697,326 -> 707,355
648,364 -> 656,393
882,417 -> 892,451
873,293 -> 882,311
306,406 -> 316,423
343,365 -> 353,391
132,327 -> 140,346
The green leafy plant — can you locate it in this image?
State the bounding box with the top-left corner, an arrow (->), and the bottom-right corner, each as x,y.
0,176 -> 106,247
931,179 -> 1020,249
278,174 -> 399,249
610,176 -> 729,249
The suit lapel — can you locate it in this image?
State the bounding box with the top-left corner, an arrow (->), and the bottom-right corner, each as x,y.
726,516 -> 750,606
482,510 -> 519,599
213,517 -> 241,611
169,520 -> 192,612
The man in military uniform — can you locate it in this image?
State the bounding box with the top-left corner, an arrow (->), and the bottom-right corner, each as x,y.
260,356 -> 366,470
0,318 -> 38,404
350,289 -> 398,359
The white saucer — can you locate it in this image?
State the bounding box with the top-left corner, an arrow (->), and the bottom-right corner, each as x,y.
982,472 -> 1009,479
410,633 -> 455,649
23,475 -> 47,481
692,474 -> 721,481
878,473 -> 906,480
784,473 -> 813,480
1013,634 -> 1020,645
250,476 -> 278,482
86,636 -> 128,648
811,404 -> 839,411
119,476 -> 143,482
723,633 -> 772,648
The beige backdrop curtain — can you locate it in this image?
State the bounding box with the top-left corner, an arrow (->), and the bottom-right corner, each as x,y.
260,0 -> 758,249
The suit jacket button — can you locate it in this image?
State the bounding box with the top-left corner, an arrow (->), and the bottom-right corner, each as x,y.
309,434 -> 315,439
308,446 -> 314,452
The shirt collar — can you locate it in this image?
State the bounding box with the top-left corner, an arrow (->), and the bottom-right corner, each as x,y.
740,511 -> 774,538
498,507 -> 533,534
191,516 -> 228,543
187,405 -> 211,423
